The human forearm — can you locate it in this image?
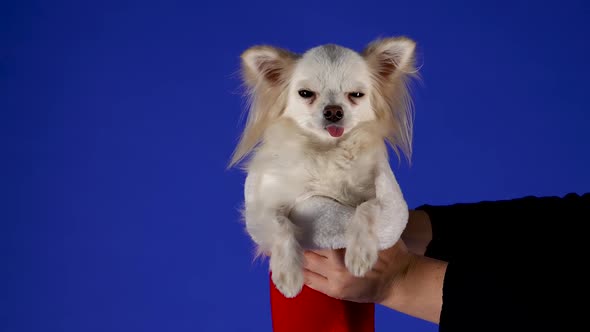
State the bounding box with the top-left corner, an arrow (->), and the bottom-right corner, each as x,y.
378,253 -> 447,324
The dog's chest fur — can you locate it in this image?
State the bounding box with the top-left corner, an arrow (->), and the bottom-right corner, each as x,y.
303,138 -> 378,206
249,119 -> 383,208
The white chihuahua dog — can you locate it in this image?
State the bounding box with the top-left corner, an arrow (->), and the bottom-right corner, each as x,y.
229,37 -> 418,298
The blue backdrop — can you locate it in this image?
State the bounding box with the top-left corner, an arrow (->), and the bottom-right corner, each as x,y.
2,0 -> 589,331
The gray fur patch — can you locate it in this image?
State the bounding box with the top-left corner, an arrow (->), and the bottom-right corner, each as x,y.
319,44 -> 347,64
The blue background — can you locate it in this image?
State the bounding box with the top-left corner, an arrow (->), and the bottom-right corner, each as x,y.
2,0 -> 589,331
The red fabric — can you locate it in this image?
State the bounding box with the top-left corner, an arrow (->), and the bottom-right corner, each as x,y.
270,274 -> 375,332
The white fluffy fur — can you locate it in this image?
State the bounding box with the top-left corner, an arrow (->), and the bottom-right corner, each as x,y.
231,37 -> 418,298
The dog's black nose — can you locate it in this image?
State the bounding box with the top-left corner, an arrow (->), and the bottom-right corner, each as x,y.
323,105 -> 344,123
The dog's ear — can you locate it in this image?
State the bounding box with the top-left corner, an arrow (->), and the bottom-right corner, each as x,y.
241,46 -> 298,87
362,37 -> 416,80
229,46 -> 297,168
362,37 -> 418,164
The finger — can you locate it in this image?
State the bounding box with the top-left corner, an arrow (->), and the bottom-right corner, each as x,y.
303,251 -> 329,277
303,269 -> 330,294
311,248 -> 346,265
308,249 -> 331,259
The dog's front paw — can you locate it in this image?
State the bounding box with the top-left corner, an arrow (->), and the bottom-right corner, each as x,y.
270,254 -> 304,298
271,263 -> 304,298
345,240 -> 378,277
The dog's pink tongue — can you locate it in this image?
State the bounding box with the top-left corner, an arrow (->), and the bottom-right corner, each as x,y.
326,125 -> 344,138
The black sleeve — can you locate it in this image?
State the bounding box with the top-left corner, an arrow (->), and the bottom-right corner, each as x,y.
416,192 -> 589,331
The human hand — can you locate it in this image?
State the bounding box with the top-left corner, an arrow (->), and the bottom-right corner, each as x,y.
303,238 -> 446,324
302,240 -> 416,304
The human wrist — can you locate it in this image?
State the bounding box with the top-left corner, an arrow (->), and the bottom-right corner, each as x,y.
403,210 -> 433,255
379,253 -> 447,324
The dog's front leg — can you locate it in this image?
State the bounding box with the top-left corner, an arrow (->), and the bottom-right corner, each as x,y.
269,213 -> 304,298
345,158 -> 408,277
345,198 -> 380,277
244,173 -> 304,298
246,208 -> 303,298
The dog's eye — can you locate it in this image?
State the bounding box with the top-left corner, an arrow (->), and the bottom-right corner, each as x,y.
349,92 -> 365,98
298,90 -> 315,99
